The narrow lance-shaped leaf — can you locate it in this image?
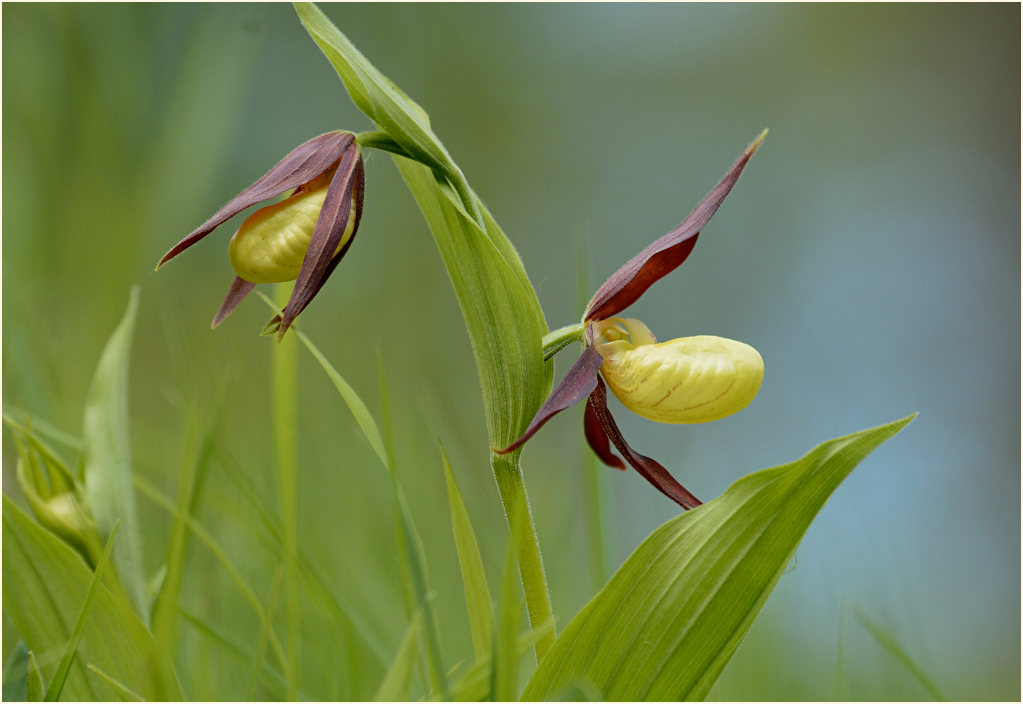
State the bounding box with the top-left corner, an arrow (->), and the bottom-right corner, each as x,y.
82,287 -> 147,620
26,652 -> 44,702
523,415 -> 914,701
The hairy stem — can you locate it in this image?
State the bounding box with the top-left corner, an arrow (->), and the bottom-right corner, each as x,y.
491,452 -> 555,662
542,323 -> 586,360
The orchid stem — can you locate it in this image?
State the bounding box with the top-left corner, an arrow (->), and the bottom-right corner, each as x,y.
542,323 -> 585,360
272,282 -> 300,701
491,452 -> 555,662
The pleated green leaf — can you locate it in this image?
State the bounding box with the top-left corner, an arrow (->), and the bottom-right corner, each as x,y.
2,496 -> 182,701
523,415 -> 915,701
442,448 -> 494,661
82,286 -> 147,620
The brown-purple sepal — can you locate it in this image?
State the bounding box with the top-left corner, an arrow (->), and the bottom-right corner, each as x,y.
584,131 -> 765,322
584,396 -> 626,470
589,376 -> 702,510
211,277 -> 256,329
494,345 -> 604,455
156,131 -> 355,269
277,147 -> 365,339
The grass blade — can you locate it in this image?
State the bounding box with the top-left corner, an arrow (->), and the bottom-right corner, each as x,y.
81,287 -> 147,620
854,608 -> 946,700
44,521 -> 118,701
524,416 -> 915,701
132,476 -> 289,676
373,613 -> 421,702
85,665 -> 144,702
271,281 -> 301,701
491,526 -> 523,702
442,447 -> 494,661
246,568 -> 285,702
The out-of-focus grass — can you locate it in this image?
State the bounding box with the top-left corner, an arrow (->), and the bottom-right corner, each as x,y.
3,3 -> 1019,701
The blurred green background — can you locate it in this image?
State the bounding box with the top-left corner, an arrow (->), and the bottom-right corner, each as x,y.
3,3 -> 1019,700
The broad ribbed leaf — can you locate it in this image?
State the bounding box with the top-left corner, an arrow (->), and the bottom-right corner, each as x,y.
523,415 -> 914,701
81,287 -> 147,620
394,161 -> 551,448
2,497 -> 182,701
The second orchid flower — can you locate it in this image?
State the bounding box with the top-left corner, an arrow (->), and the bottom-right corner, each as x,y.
157,131 -> 365,338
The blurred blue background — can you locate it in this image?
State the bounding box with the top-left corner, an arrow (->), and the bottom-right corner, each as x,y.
3,3 -> 1019,700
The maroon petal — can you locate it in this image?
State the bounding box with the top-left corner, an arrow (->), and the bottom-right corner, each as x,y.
494,345 -> 604,455
276,149 -> 364,339
584,397 -> 625,470
156,131 -> 355,268
210,276 -> 256,329
589,376 -> 702,510
584,131 -> 766,322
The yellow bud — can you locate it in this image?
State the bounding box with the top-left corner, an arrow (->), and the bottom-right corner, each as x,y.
593,317 -> 763,424
228,178 -> 357,284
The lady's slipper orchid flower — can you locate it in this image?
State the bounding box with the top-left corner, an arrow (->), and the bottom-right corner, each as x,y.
157,131 -> 365,338
497,131 -> 767,510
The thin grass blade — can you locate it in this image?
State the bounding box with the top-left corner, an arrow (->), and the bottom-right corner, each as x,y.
491,527 -> 524,702
3,496 -> 183,700
85,665 -> 144,702
44,521 -> 118,701
442,447 -> 494,661
373,613 -> 422,702
854,608 -> 946,700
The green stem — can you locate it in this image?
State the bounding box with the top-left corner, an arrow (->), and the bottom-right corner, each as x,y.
490,452 -> 555,662
273,282 -> 300,701
542,323 -> 586,360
